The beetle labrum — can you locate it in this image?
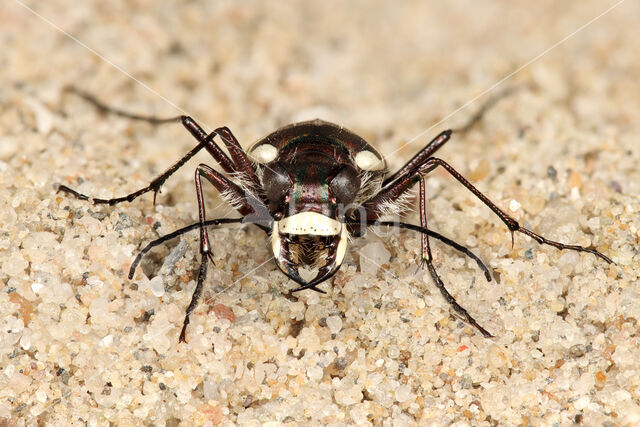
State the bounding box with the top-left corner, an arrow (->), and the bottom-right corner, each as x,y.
58,89 -> 612,342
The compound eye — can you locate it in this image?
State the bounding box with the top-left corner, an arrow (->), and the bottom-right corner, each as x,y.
329,165 -> 361,205
262,163 -> 292,203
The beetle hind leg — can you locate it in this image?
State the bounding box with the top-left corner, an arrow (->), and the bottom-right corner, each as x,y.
425,261 -> 494,338
63,85 -> 181,124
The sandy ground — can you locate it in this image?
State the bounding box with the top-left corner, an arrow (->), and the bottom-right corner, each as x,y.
1,0 -> 639,425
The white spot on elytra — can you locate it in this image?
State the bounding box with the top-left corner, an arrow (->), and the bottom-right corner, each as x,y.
249,144 -> 278,164
355,150 -> 384,171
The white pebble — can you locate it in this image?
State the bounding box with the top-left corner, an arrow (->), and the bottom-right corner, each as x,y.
326,315 -> 343,334
86,276 -> 104,288
509,199 -> 521,212
20,334 -> 31,351
574,395 -> 590,410
35,388 -> 47,403
100,334 -> 114,348
4,365 -> 14,378
587,216 -> 601,230
395,385 -> 412,403
359,241 -> 391,276
203,379 -> 220,401
149,276 -> 165,297
79,216 -> 102,236
89,297 -> 109,319
334,384 -> 363,405
307,365 -> 324,382
24,97 -> 54,134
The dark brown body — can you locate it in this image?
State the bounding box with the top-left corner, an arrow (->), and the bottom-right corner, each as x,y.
57,92 -> 613,341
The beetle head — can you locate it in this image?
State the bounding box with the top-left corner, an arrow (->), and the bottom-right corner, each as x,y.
263,154 -> 361,289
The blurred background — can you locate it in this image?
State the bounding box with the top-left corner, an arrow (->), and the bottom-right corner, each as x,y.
1,0 -> 639,424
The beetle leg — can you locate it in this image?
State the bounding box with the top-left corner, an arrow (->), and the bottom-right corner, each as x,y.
214,127 -> 262,190
127,217 -> 247,279
383,130 -> 452,186
361,151 -> 611,336
182,117 -> 236,174
64,86 -> 237,176
352,219 -> 493,337
195,164 -> 257,263
58,116 -> 238,205
175,165 -> 271,341
383,87 -> 518,187
179,250 -> 208,342
125,218 -> 269,342
418,177 -> 432,270
367,156 -> 612,263
452,86 -> 519,135
361,220 -> 492,281
63,86 -> 181,124
426,261 -> 493,337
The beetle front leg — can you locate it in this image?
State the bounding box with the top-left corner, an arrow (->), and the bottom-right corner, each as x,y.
363,220 -> 492,281
122,216 -> 262,343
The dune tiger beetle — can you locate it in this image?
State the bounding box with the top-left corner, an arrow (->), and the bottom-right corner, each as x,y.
58,88 -> 612,342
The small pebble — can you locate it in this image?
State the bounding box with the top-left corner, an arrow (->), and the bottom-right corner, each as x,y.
395,385 -> 412,403
359,241 -> 391,276
149,276 -> 165,297
89,298 -> 109,319
326,315 -> 343,335
31,282 -> 44,294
